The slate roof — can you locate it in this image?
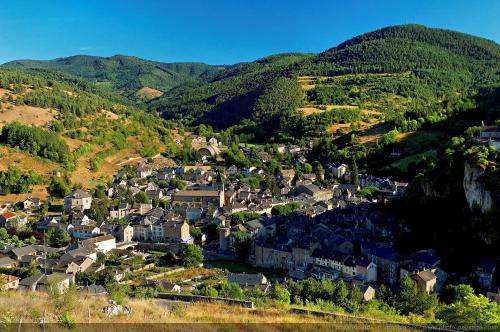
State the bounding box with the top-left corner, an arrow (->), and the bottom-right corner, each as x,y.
312,249 -> 350,262
227,273 -> 267,286
0,257 -> 17,267
19,273 -> 44,287
68,189 -> 91,199
413,269 -> 437,282
478,259 -> 497,273
10,246 -> 36,258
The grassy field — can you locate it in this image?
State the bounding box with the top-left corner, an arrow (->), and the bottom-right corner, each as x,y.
0,290 -> 417,330
388,150 -> 437,172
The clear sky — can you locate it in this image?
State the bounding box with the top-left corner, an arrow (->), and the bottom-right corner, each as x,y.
0,0 -> 498,65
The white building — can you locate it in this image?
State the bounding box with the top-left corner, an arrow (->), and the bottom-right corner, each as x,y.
72,225 -> 100,240
81,235 -> 116,253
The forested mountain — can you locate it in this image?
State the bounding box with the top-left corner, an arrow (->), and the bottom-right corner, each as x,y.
2,55 -> 226,99
147,25 -> 500,139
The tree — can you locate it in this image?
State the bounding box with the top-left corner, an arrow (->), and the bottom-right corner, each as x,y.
189,226 -> 203,243
89,198 -> 109,223
0,228 -> 8,241
218,281 -> 244,299
45,228 -> 71,247
96,252 -> 106,265
441,284 -> 475,304
396,275 -> 418,315
439,293 -> 500,326
134,191 -> 150,204
49,176 -> 71,197
269,282 -> 291,304
233,231 -> 251,260
350,157 -> 359,186
333,280 -> 348,306
346,285 -> 364,312
377,284 -> 395,306
178,244 -> 204,267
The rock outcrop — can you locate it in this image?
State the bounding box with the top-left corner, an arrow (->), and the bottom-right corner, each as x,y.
463,162 -> 493,213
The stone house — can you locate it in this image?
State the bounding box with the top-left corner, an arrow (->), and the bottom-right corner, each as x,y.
101,224 -> 134,243
0,257 -> 18,268
109,202 -> 132,220
328,162 -> 348,179
64,189 -> 92,212
359,285 -> 376,301
411,269 -> 437,294
172,189 -> 224,208
227,273 -> 269,291
136,165 -> 153,178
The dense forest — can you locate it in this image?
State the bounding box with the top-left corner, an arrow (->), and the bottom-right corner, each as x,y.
0,122 -> 70,163
3,55 -> 226,99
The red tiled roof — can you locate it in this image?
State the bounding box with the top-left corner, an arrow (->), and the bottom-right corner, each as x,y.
1,212 -> 16,219
0,274 -> 20,285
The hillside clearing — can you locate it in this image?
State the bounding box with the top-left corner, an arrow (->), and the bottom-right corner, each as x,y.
0,104 -> 57,129
0,146 -> 60,176
136,86 -> 164,100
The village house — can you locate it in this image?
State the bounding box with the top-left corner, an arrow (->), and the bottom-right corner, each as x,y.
101,224 -> 134,243
311,249 -> 357,277
9,246 -> 37,261
46,256 -> 95,275
0,257 -> 18,268
356,259 -> 378,282
36,216 -> 63,231
61,246 -> 97,262
64,189 -> 92,212
0,211 -> 17,227
0,274 -> 20,290
227,273 -> 269,292
136,165 -> 153,178
109,202 -> 132,219
476,259 -> 496,290
411,269 -> 437,294
0,211 -> 27,227
69,212 -> 94,226
23,197 -> 42,210
278,169 -> 295,187
477,125 -> 500,149
72,225 -> 101,240
359,285 -> 376,301
328,162 -> 348,179
162,220 -> 191,243
295,184 -> 333,201
172,189 -> 224,208
365,244 -> 404,285
81,235 -> 116,253
19,273 -> 74,292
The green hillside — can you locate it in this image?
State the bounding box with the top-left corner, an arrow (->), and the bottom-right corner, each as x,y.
149,25 -> 500,141
2,55 -> 226,99
0,68 -> 179,190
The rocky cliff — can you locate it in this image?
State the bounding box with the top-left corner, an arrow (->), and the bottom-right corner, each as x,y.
463,162 -> 493,213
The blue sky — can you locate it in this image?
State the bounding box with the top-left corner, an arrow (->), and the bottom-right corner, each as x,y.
0,0 -> 498,65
